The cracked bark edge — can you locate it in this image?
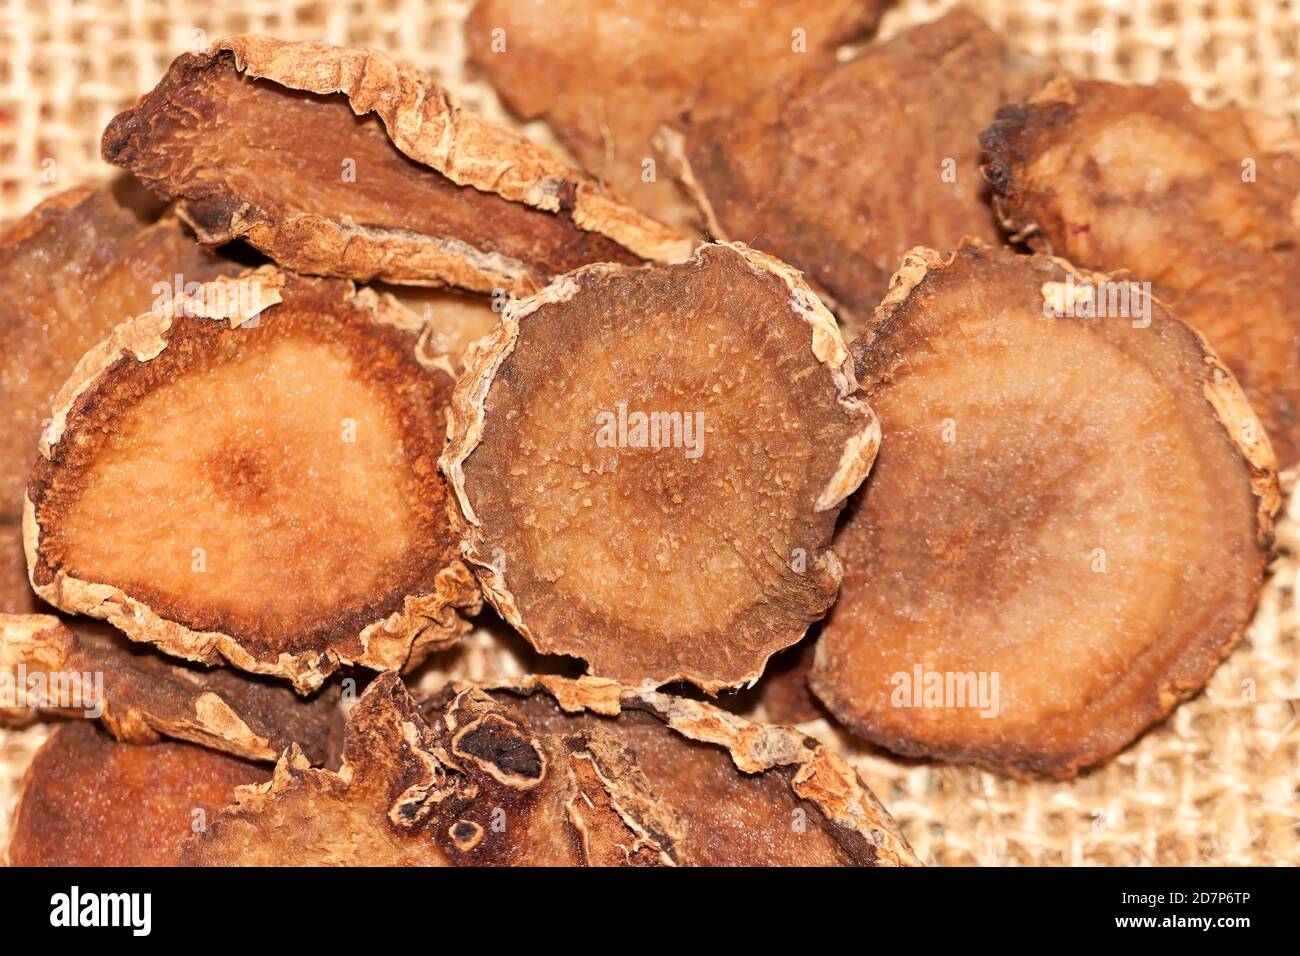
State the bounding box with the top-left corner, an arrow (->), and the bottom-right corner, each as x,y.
439,241 -> 880,676
188,673 -> 685,865
483,674 -> 920,867
23,269 -> 482,693
0,618 -> 314,763
200,36 -> 690,269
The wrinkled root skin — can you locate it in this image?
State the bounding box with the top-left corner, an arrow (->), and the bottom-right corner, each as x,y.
102,36 -> 691,295
181,672 -> 916,866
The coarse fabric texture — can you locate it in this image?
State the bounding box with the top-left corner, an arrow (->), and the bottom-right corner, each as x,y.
1,0 -> 1297,866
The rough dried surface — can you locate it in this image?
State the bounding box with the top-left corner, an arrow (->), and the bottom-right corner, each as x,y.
441,242 -> 879,691
813,242 -> 1277,778
0,185 -> 237,519
667,8 -> 1046,333
0,614 -> 341,762
484,676 -> 916,865
7,722 -> 267,865
466,0 -> 891,232
25,269 -> 481,693
981,76 -> 1300,470
103,36 -> 690,296
185,672 -> 915,866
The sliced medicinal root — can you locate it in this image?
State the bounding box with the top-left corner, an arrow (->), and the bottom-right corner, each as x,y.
103,36 -> 690,296
0,614 -> 342,763
665,8 -> 1047,333
7,722 -> 269,866
441,242 -> 879,691
811,242 -> 1278,778
184,673 -> 916,866
981,77 -> 1300,469
466,0 -> 889,232
0,185 -> 238,519
25,270 -> 481,693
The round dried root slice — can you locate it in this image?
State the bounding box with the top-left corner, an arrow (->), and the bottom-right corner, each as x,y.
103,36 -> 690,296
465,0 -> 890,232
980,77 -> 1300,470
0,185 -> 238,517
811,242 -> 1278,778
25,269 -> 481,693
184,672 -> 915,866
0,614 -> 342,763
441,242 -> 879,691
7,722 -> 269,866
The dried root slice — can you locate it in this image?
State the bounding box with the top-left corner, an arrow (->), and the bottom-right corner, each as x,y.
103,36 -> 690,296
812,242 -> 1278,778
441,242 -> 879,691
0,614 -> 341,763
665,8 -> 1048,333
981,77 -> 1300,470
0,185 -> 237,518
25,270 -> 481,693
7,722 -> 268,866
465,0 -> 889,232
184,672 -> 915,866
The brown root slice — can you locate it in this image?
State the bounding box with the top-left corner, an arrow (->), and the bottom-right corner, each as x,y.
7,721 -> 269,866
812,241 -> 1277,779
441,241 -> 880,692
979,76 -> 1300,470
25,269 -> 481,693
665,8 -> 1048,335
465,0 -> 890,233
102,36 -> 691,296
0,185 -> 238,519
0,613 -> 342,763
183,672 -> 916,866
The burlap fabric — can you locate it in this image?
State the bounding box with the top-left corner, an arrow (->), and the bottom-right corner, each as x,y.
1,0 -> 1296,866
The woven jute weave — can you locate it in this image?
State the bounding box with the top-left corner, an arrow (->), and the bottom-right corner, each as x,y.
1,0 -> 1297,866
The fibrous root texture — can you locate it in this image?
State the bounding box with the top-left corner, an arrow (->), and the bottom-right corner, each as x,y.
179,673 -> 917,866
441,242 -> 879,692
25,270 -> 480,693
811,241 -> 1277,778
